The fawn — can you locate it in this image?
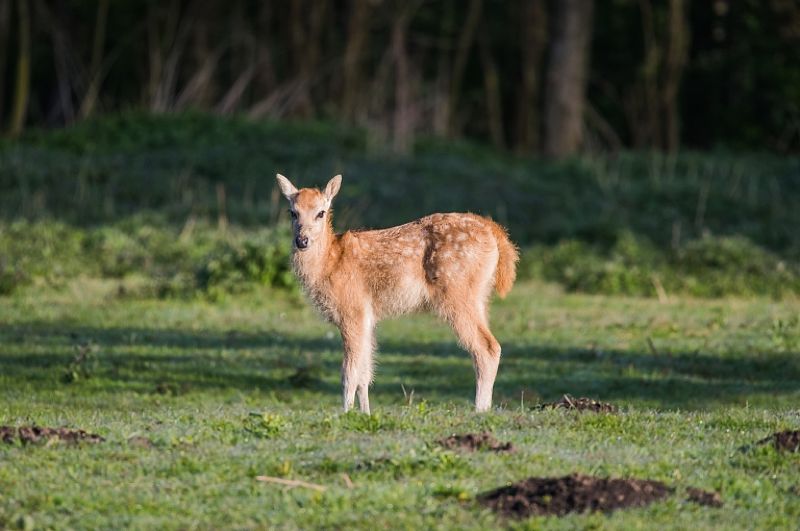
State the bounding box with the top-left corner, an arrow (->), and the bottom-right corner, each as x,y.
276,174 -> 518,413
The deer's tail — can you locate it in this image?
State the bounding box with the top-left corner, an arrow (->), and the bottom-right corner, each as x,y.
488,219 -> 519,298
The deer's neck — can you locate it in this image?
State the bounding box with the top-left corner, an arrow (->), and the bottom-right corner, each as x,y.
291,222 -> 339,289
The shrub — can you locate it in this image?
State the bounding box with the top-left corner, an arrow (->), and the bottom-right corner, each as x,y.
524,232 -> 664,297
195,227 -> 296,299
521,232 -> 800,299
0,219 -> 296,298
0,221 -> 90,294
675,236 -> 800,298
0,261 -> 25,295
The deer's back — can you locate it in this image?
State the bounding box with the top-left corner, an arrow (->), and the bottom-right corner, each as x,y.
335,213 -> 499,317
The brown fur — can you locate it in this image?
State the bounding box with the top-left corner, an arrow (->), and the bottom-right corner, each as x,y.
276,174 -> 519,413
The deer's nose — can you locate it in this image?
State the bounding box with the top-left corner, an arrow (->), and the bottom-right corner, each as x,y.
295,235 -> 309,249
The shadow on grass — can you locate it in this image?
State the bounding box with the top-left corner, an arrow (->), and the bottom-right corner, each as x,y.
1,321 -> 798,409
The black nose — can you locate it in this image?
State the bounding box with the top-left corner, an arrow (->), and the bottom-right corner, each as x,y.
295,235 -> 309,249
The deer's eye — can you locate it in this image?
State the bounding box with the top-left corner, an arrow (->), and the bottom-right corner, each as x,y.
316,210 -> 325,219
289,209 -> 297,220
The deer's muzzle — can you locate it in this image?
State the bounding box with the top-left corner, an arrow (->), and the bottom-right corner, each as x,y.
295,235 -> 309,249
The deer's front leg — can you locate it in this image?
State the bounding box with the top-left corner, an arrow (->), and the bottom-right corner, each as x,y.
339,309 -> 374,414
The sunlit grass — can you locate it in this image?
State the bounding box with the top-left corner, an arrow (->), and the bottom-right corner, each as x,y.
1,280 -> 799,529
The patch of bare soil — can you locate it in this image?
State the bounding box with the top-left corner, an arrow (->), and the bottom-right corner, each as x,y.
0,426 -> 16,444
757,430 -> 800,453
437,432 -> 514,453
537,394 -> 617,413
0,425 -> 104,445
686,487 -> 723,507
479,473 -> 672,518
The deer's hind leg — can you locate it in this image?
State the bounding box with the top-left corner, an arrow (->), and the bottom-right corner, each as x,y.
462,313 -> 501,412
436,283 -> 501,412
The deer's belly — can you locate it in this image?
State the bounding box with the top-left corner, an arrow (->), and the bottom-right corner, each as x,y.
372,271 -> 430,318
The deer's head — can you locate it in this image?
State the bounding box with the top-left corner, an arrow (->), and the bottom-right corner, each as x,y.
275,174 -> 341,251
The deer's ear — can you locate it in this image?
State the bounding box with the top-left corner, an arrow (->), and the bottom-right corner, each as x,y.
324,174 -> 342,202
276,174 -> 298,199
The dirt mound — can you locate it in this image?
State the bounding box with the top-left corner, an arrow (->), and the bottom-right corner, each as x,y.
479,473 -> 672,518
438,432 -> 514,453
0,425 -> 104,445
686,487 -> 723,507
537,395 -> 617,413
757,430 -> 800,453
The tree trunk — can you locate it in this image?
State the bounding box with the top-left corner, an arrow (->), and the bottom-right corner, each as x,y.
176,4 -> 220,110
147,0 -> 184,112
341,0 -> 372,121
661,0 -> 688,152
543,0 -> 595,158
391,6 -> 414,153
478,27 -> 504,148
288,0 -> 327,118
146,5 -> 159,107
44,0 -> 76,124
190,9 -> 214,107
633,0 -> 660,148
253,2 -> 276,100
516,0 -> 547,152
289,0 -> 308,115
0,0 -> 10,124
9,0 -> 31,136
448,0 -> 482,136
79,0 -> 109,118
433,0 -> 455,136
216,0 -> 256,114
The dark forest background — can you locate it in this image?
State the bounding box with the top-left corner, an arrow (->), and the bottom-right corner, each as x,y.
2,0 -> 799,155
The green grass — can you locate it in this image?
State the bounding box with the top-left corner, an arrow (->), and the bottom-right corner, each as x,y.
1,280 -> 799,529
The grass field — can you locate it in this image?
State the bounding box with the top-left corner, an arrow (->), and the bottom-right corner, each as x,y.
1,113 -> 799,528
1,279 -> 798,529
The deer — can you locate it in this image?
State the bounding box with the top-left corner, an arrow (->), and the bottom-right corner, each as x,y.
275,174 -> 518,413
